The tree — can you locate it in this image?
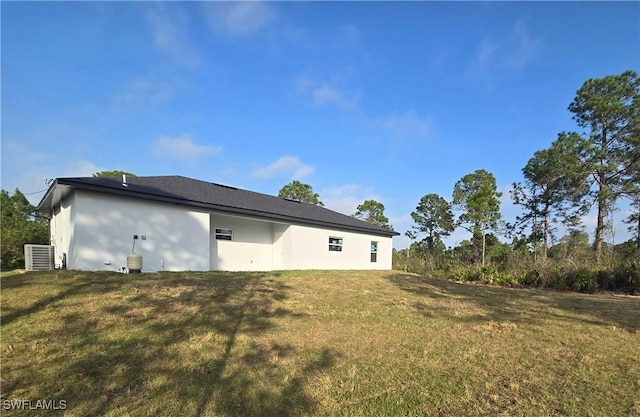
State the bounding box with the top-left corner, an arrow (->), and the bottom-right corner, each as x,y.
404,230 -> 416,264
452,169 -> 502,266
353,199 -> 392,229
510,132 -> 589,259
93,170 -> 136,178
411,193 -> 454,251
622,150 -> 640,250
624,198 -> 640,250
1,188 -> 49,269
278,180 -> 323,206
549,230 -> 591,262
568,70 -> 640,263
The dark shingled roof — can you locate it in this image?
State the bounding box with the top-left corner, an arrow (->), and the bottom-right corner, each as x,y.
37,175 -> 399,237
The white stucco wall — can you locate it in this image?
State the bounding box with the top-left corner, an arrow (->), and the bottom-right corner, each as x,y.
50,189 -> 394,272
66,190 -> 210,272
210,213 -> 276,271
50,194 -> 75,269
272,223 -> 290,270
286,224 -> 393,270
208,214 -> 392,271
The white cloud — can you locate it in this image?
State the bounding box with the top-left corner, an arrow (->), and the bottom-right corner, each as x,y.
475,38 -> 498,71
337,24 -> 361,50
203,2 -> 276,37
297,80 -> 434,144
296,78 -> 359,111
321,184 -> 381,216
312,84 -> 358,111
252,156 -> 314,180
15,159 -> 102,203
2,141 -> 48,165
63,160 -> 103,178
145,4 -> 199,68
506,18 -> 540,70
113,78 -> 177,108
389,213 -> 413,240
151,134 -> 221,160
378,110 -> 432,141
470,17 -> 540,74
1,140 -> 105,204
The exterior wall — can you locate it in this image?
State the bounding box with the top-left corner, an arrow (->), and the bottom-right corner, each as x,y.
50,194 -> 75,269
209,213 -> 276,271
286,224 -> 393,270
50,189 -> 395,272
271,223 -> 290,270
70,190 -> 210,272
208,214 -> 392,271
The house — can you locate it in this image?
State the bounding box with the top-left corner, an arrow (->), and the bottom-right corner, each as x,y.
36,175 -> 399,272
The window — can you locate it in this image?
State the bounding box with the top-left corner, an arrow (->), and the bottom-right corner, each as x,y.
371,241 -> 378,262
215,228 -> 233,241
329,236 -> 343,252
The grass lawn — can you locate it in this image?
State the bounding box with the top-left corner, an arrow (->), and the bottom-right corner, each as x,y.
1,270 -> 639,416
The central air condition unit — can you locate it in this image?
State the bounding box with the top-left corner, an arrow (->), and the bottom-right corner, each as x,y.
24,244 -> 55,271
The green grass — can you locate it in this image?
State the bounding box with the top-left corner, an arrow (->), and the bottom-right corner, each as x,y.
1,270 -> 639,416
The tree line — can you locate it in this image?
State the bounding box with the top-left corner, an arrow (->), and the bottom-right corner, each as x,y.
1,189 -> 49,269
279,70 -> 640,293
412,70 -> 638,293
2,71 -> 638,293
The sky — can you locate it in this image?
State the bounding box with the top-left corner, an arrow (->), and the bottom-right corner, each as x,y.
2,1 -> 639,250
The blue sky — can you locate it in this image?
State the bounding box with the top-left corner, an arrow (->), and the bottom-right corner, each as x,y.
2,1 -> 639,249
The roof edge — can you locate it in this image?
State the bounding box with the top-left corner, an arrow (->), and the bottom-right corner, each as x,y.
40,177 -> 400,237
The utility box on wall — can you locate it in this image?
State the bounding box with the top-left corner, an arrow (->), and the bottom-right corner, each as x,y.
24,244 -> 55,271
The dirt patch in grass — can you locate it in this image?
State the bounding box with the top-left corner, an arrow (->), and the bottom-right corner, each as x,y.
2,270 -> 639,416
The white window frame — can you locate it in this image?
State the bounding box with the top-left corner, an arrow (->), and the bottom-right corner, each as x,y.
329,236 -> 343,252
215,228 -> 233,241
371,241 -> 378,262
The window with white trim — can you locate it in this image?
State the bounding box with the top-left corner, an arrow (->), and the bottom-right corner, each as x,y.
371,241 -> 378,262
215,228 -> 233,241
329,236 -> 343,252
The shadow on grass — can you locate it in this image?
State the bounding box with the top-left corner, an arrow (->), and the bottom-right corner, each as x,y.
387,273 -> 640,332
2,271 -> 337,416
0,271 -> 119,326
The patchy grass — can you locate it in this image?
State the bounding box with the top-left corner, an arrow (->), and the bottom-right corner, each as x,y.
1,270 -> 639,416
0,270 -> 25,278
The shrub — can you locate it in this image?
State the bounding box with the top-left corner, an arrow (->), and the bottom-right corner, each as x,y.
479,265 -> 497,283
610,262 -> 640,294
493,271 -> 518,286
444,264 -> 518,287
567,268 -> 597,293
544,266 -> 568,291
520,269 -> 541,287
596,267 -> 615,291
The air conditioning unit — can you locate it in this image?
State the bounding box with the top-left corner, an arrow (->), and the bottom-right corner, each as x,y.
24,244 -> 55,271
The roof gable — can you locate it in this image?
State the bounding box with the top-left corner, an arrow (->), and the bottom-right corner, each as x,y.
38,175 -> 399,237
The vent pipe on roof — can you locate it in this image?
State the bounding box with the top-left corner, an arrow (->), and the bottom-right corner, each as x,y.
122,174 -> 128,187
